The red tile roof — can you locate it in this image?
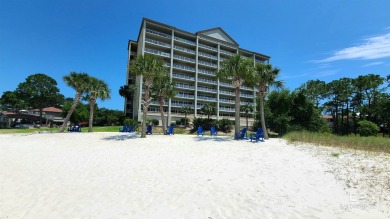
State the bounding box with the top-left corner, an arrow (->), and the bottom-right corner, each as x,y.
31,107 -> 63,113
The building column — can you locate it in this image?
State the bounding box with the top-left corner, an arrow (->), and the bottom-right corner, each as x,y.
217,43 -> 220,120
167,29 -> 174,126
138,21 -> 146,121
194,37 -> 199,117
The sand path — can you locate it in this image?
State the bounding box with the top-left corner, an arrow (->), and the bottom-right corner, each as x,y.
0,133 -> 387,218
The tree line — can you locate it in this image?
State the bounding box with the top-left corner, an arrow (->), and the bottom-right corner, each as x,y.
0,72 -> 112,132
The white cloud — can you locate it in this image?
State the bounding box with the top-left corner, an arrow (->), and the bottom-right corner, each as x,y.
362,62 -> 384,67
317,33 -> 390,62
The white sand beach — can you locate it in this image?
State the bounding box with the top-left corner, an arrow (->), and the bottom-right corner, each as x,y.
0,132 -> 389,218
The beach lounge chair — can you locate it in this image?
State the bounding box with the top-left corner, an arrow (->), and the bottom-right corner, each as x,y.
197,126 -> 204,136
68,125 -> 81,132
210,126 -> 217,136
119,125 -> 128,132
128,124 -> 134,133
166,125 -> 174,135
146,125 -> 152,135
240,127 -> 248,140
250,128 -> 264,142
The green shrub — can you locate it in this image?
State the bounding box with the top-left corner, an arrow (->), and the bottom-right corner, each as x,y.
319,125 -> 332,133
176,118 -> 189,126
147,118 -> 159,126
192,118 -> 214,131
217,118 -> 232,133
357,120 -> 379,137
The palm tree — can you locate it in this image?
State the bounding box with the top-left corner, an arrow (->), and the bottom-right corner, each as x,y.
119,85 -> 136,100
217,54 -> 254,139
200,103 -> 216,120
59,72 -> 90,132
86,77 -> 111,132
129,54 -> 166,138
180,106 -> 192,127
253,63 -> 283,139
151,74 -> 176,134
240,103 -> 254,130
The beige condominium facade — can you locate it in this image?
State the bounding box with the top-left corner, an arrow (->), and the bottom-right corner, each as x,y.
125,18 -> 270,126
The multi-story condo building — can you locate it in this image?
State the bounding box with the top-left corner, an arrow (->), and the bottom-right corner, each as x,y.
125,18 -> 270,126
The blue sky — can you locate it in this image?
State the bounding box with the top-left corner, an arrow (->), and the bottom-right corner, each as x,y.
1,0 -> 389,110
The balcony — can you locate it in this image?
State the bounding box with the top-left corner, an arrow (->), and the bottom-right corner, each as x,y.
219,98 -> 235,104
199,43 -> 218,52
171,102 -> 194,108
219,90 -> 234,96
145,38 -> 171,48
198,60 -> 217,68
240,93 -> 254,98
220,50 -> 235,56
173,54 -> 196,63
198,86 -> 217,93
174,45 -> 196,54
219,81 -> 232,87
130,51 -> 136,56
172,73 -> 195,81
174,36 -> 196,45
146,29 -> 171,39
198,77 -> 217,85
219,107 -> 235,112
173,64 -> 195,72
240,85 -> 253,91
198,51 -> 217,60
176,93 -> 195,99
145,48 -> 171,58
198,95 -> 217,102
176,83 -> 195,90
198,68 -> 216,76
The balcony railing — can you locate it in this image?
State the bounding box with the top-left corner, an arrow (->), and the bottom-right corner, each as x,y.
198,86 -> 217,93
219,81 -> 232,87
240,85 -> 253,90
173,54 -> 196,63
145,38 -> 171,48
171,102 -> 194,108
198,60 -> 217,68
145,48 -> 171,58
172,73 -> 195,81
240,93 -> 254,98
198,51 -> 217,60
220,50 -> 235,56
198,68 -> 216,76
198,95 -> 217,101
198,77 -> 217,84
176,83 -> 195,90
176,93 -> 195,99
146,29 -> 171,39
199,43 -> 218,52
174,45 -> 196,54
219,90 -> 234,96
174,36 -> 196,45
219,98 -> 235,103
173,64 -> 195,72
130,51 -> 136,56
219,107 -> 235,112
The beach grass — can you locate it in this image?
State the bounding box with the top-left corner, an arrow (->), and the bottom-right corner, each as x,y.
284,131 -> 390,153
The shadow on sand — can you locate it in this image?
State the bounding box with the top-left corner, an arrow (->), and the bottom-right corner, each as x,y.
101,133 -> 140,141
193,136 -> 234,142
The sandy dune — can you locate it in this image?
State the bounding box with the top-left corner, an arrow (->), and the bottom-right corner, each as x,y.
0,133 -> 388,218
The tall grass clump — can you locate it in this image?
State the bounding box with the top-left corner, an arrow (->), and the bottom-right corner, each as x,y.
284,131 -> 390,153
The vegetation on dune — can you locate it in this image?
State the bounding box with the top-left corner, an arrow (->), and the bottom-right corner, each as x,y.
284,131 -> 390,153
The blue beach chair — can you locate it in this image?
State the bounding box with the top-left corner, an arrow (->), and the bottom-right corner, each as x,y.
240,127 -> 248,140
128,124 -> 134,133
250,128 -> 264,142
166,125 -> 174,135
197,126 -> 204,136
146,125 -> 152,135
119,125 -> 128,132
210,126 -> 217,136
